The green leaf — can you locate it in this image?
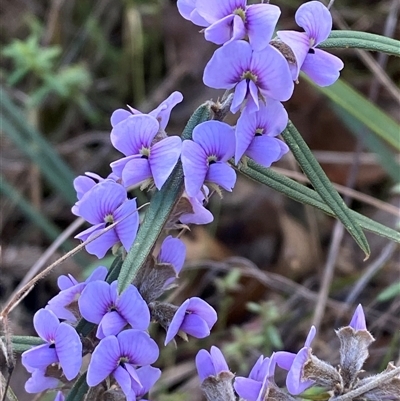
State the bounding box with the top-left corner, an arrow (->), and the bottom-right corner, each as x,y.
237,161 -> 400,244
65,372 -> 88,401
377,282 -> 400,302
0,335 -> 45,353
320,30 -> 400,58
281,121 -> 370,258
304,78 -> 400,152
117,103 -> 212,293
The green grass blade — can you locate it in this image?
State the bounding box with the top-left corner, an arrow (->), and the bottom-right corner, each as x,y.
282,121 -> 370,257
304,78 -> 400,152
65,372 -> 88,401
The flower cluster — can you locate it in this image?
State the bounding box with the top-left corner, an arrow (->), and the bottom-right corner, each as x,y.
195,305 -> 400,401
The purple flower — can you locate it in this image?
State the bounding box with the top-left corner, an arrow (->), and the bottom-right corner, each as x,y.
54,392 -> 65,401
22,309 -> 82,386
235,100 -> 289,165
110,114 -> 182,190
78,280 -> 150,339
181,120 -> 236,197
158,235 -> 186,275
277,1 -> 344,86
203,40 -> 294,113
196,346 -> 230,383
349,304 -> 367,331
179,186 -> 214,225
165,297 -> 217,345
131,365 -> 162,400
24,368 -> 59,393
111,91 -> 183,131
275,326 -> 316,395
87,329 -> 159,400
74,180 -> 139,258
46,266 -> 108,322
178,0 -> 280,51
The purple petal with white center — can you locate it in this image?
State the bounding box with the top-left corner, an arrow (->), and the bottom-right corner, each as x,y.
196,349 -> 215,382
33,309 -> 59,342
196,0 -> 246,24
276,30 -> 310,80
286,347 -> 315,395
84,224 -> 119,259
274,351 -> 296,370
55,323 -> 82,380
111,155 -> 141,178
110,114 -> 159,156
193,121 -> 235,161
97,311 -> 127,339
252,45 -> 294,102
246,4 -> 280,51
204,14 -> 236,45
231,79 -> 248,114
113,365 -> 135,399
113,198 -> 139,253
203,40 -> 252,89
87,335 -> 120,386
22,344 -> 58,371
187,297 -> 218,328
25,369 -> 59,393
159,236 -> 186,274
234,377 -> 262,401
117,329 -> 159,366
77,180 -> 126,224
149,136 -> 182,190
73,176 -> 97,201
295,1 -> 332,45
301,48 -> 344,86
116,284 -> 150,331
134,366 -> 162,397
149,91 -> 183,130
245,135 -> 284,167
57,274 -> 77,290
206,162 -> 237,192
349,304 -> 367,331
180,313 -> 210,338
79,281 -> 113,324
181,140 -> 208,198
111,109 -> 133,128
121,157 -> 152,188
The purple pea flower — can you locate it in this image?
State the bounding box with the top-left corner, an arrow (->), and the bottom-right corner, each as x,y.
349,304 -> 367,331
110,114 -> 182,190
203,40 -> 294,113
277,1 -> 344,86
87,329 -> 159,401
22,309 -> 82,386
158,235 -> 186,275
131,365 -> 162,400
235,100 -> 289,165
196,346 -> 230,383
24,368 -> 59,393
178,0 -> 281,51
275,326 -> 317,395
74,180 -> 139,259
181,120 -> 236,197
46,266 -> 108,322
179,186 -> 214,225
78,280 -> 150,339
165,297 -> 217,345
110,91 -> 183,131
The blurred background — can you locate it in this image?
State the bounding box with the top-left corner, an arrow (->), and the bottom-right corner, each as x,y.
1,0 -> 399,399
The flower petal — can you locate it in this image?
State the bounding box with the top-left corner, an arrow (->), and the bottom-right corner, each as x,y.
246,4 -> 280,51
204,14 -> 236,45
113,198 -> 139,253
73,175 -> 96,201
349,304 -> 367,331
121,157 -> 152,188
301,48 -> 344,86
286,347 -> 315,395
295,1 -> 332,45
274,351 -> 296,371
245,135 -> 284,167
33,309 -> 59,342
158,236 -> 186,274
135,366 -> 162,396
114,366 -> 136,400
234,377 -> 262,401
84,225 -> 119,259
165,299 -> 189,345
111,109 -> 133,127
55,323 -> 82,380
187,297 -> 217,328
196,349 -> 215,382
87,335 -> 120,386
231,79 -> 248,114
79,281 -> 113,324
25,369 -> 59,393
22,344 -> 58,371
149,91 -> 183,130
206,162 -> 237,192
196,0 -> 246,23
110,155 -> 140,178
97,311 -> 127,338
180,313 -> 210,338
149,136 -> 182,189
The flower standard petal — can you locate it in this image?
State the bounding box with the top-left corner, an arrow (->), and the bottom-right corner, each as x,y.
206,162 -> 237,192
111,109 -> 133,127
181,140 -> 208,198
246,4 -> 280,51
187,297 -> 217,328
33,309 -> 59,342
210,346 -> 230,375
301,48 -> 344,87
196,349 -> 215,382
87,335 -> 121,386
295,1 -> 332,44
73,176 -> 97,201
245,136 -> 284,167
55,323 -> 82,380
177,0 -> 209,26
79,281 -> 113,324
113,198 -> 139,253
196,0 -> 246,24
149,136 -> 182,190
110,114 -> 159,156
